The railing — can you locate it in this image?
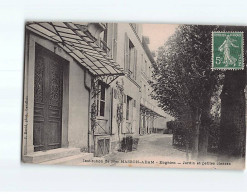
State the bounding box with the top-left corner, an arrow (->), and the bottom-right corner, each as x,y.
94,118 -> 110,135
126,69 -> 133,78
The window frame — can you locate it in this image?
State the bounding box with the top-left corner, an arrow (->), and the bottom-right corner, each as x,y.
97,82 -> 106,117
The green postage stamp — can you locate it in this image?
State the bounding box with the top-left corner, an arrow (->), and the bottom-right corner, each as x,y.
212,32 -> 244,70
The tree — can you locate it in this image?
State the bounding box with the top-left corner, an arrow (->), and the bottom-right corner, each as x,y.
219,70 -> 246,159
215,26 -> 247,160
151,25 -> 223,159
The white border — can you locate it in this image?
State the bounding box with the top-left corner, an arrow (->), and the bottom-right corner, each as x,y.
1,0 -> 247,192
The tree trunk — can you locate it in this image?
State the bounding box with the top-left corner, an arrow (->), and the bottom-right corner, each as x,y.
198,125 -> 209,160
198,102 -> 211,160
191,108 -> 201,159
219,70 -> 246,160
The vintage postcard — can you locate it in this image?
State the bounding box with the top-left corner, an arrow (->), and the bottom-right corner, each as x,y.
22,22 -> 246,169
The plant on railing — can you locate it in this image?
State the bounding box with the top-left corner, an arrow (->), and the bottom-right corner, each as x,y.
116,79 -> 124,143
91,78 -> 99,134
91,101 -> 97,134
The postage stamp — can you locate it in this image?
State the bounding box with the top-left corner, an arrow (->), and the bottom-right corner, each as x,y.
212,31 -> 244,70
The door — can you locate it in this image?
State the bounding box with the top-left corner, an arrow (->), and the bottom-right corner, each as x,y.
33,43 -> 65,152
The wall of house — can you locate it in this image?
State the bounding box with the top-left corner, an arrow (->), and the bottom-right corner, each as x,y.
110,78 -> 141,147
154,114 -> 174,130
110,23 -> 170,139
82,22 -> 172,154
22,31 -> 91,155
108,23 -> 146,149
154,117 -> 168,130
139,34 -> 175,135
68,61 -> 90,150
116,23 -> 143,84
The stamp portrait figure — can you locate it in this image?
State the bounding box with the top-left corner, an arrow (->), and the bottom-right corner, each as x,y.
218,35 -> 239,66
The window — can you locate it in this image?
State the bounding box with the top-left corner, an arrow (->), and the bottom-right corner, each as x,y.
124,34 -> 137,80
99,24 -> 110,54
129,41 -> 135,76
126,96 -> 132,120
97,83 -> 106,117
98,23 -> 118,60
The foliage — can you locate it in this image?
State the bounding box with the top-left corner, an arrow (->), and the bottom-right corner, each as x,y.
150,25 -> 227,158
91,101 -> 97,133
168,120 -> 187,147
90,78 -> 99,134
151,25 -> 247,158
151,25 -> 223,120
116,79 -> 124,139
170,119 -> 220,152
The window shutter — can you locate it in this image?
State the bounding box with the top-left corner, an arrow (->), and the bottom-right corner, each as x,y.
113,23 -> 118,61
109,88 -> 113,134
134,48 -> 137,80
113,89 -> 117,99
124,33 -> 129,72
107,23 -> 113,58
133,99 -> 136,107
123,94 -> 127,103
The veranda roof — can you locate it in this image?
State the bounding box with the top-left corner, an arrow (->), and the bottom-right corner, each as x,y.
26,22 -> 124,83
140,104 -> 165,118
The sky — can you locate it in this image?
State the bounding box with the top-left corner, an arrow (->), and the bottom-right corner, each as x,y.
142,24 -> 179,52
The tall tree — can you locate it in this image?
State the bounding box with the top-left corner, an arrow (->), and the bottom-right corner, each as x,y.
152,24 -> 247,160
216,26 -> 247,160
219,70 -> 246,159
151,25 -> 222,159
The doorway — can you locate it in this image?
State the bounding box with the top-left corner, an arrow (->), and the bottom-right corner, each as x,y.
33,43 -> 66,152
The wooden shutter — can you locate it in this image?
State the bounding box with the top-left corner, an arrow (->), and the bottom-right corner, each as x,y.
113,23 -> 118,61
124,33 -> 129,72
133,99 -> 136,107
123,94 -> 127,103
109,88 -> 113,134
134,48 -> 137,80
113,88 -> 117,99
107,23 -> 113,58
130,48 -> 134,77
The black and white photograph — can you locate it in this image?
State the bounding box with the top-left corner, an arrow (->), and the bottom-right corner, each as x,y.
1,0 -> 247,193
21,22 -> 246,169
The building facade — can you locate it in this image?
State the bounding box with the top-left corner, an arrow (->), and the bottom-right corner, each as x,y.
96,23 -> 170,155
22,22 -> 169,163
139,35 -> 170,135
